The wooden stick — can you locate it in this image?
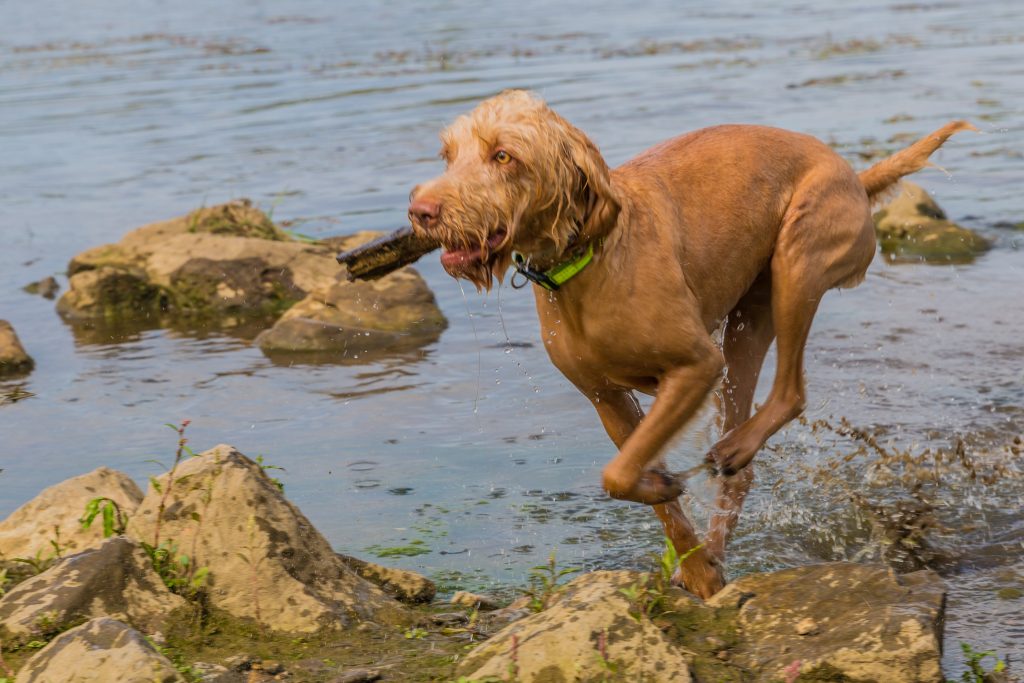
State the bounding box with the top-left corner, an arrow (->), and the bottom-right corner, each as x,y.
335,227 -> 439,281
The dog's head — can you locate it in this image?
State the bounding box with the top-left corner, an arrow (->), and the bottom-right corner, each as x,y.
408,90 -> 620,291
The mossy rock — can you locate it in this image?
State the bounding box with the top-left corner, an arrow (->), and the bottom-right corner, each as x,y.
166,257 -> 305,319
876,219 -> 990,264
56,267 -> 167,322
185,199 -> 289,241
873,182 -> 990,264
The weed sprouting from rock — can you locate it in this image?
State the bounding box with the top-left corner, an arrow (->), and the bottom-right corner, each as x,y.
525,549 -> 580,612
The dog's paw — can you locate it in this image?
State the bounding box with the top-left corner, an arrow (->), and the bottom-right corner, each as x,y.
606,467 -> 684,505
705,443 -> 754,477
670,550 -> 726,599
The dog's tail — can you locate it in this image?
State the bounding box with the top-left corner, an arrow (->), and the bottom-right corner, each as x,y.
858,120 -> 976,204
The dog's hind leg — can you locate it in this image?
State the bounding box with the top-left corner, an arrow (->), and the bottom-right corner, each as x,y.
706,278 -> 775,562
707,173 -> 875,476
589,388 -> 724,598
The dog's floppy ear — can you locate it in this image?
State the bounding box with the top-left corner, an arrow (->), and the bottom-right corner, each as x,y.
565,124 -> 621,245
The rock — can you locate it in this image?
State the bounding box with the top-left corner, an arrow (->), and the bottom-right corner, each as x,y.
56,200 -> 324,323
480,595 -> 532,630
429,612 -> 469,626
255,268 -> 446,359
328,668 -> 382,683
795,616 -> 819,635
14,617 -> 185,683
874,181 -> 990,263
22,276 -> 60,299
0,537 -> 186,644
0,320 -> 34,378
706,562 -> 945,683
255,232 -> 446,358
126,445 -> 406,633
457,571 -> 693,683
190,662 -> 234,682
253,660 -> 283,675
224,654 -> 257,671
450,590 -> 501,611
337,554 -> 436,603
0,467 -> 143,560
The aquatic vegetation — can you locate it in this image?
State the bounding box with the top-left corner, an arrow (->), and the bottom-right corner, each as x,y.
948,642 -> 1008,683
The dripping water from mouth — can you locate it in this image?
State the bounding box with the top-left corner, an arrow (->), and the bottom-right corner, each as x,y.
457,279 -> 483,417
497,284 -> 541,395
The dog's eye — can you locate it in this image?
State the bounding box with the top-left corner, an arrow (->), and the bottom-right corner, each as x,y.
494,150 -> 512,165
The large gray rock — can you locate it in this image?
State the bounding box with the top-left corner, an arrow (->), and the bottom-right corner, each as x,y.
457,571 -> 694,683
56,204 -> 446,359
0,537 -> 185,644
15,617 -> 185,683
0,320 -> 34,378
0,467 -> 143,561
706,562 -> 946,683
874,181 -> 990,263
126,445 -> 406,633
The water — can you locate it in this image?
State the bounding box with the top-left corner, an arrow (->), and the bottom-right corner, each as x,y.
2,0 -> 1022,673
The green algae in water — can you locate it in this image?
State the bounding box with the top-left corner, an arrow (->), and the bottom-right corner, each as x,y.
366,539 -> 430,558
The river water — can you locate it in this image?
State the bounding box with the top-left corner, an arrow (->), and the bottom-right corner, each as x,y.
1,0 -> 1022,674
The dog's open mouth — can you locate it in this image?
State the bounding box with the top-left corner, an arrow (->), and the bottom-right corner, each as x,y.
439,228 -> 508,270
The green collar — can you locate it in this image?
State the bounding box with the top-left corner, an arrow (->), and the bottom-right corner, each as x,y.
511,241 -> 596,291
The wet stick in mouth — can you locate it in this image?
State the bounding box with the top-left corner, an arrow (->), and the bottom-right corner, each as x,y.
336,227 -> 440,281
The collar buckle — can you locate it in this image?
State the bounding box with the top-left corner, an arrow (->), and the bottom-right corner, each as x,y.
511,252 -> 560,291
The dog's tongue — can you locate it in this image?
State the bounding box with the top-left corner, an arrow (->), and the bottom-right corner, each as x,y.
440,231 -> 506,267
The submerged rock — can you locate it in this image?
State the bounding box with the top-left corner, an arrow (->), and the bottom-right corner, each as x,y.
706,562 -> 946,682
457,571 -> 694,683
14,617 -> 185,683
126,445 -> 406,633
57,203 -> 446,359
22,276 -> 60,299
0,537 -> 185,643
0,320 -> 34,378
874,181 -> 990,263
0,467 -> 143,560
337,553 -> 436,604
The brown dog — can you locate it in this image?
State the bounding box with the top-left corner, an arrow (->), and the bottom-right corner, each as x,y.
408,90 -> 972,598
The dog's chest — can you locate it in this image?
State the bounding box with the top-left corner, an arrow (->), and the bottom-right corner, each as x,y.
536,298 -> 682,391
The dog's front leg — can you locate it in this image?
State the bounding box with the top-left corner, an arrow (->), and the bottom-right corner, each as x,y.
601,350 -> 724,505
589,387 -> 725,599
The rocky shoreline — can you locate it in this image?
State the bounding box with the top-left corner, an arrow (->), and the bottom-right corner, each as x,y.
0,442 -> 952,683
